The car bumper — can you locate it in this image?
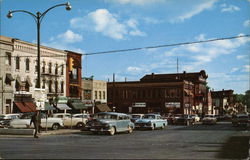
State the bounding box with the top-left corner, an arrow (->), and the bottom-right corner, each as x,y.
134,124 -> 153,129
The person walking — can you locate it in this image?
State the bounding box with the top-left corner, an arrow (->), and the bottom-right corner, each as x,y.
30,110 -> 41,138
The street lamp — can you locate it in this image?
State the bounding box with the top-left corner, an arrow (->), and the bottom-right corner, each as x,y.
7,2 -> 71,88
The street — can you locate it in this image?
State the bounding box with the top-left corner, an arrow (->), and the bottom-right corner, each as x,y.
0,122 -> 249,159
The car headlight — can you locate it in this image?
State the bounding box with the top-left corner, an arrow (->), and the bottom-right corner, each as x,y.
146,121 -> 152,126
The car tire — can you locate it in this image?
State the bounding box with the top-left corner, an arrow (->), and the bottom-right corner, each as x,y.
127,126 -> 133,134
52,123 -> 60,130
109,127 -> 116,136
76,122 -> 84,128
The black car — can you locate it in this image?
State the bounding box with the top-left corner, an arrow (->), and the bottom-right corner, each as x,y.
175,114 -> 195,126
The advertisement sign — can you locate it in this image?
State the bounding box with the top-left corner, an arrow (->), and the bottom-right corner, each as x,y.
165,102 -> 180,108
132,102 -> 146,107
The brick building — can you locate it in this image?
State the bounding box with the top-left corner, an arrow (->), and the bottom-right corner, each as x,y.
107,70 -> 208,115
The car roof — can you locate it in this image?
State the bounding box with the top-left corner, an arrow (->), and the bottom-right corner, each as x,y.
96,112 -> 128,116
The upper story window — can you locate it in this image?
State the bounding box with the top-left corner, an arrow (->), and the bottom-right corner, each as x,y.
95,91 -> 97,99
61,65 -> 64,75
42,61 -> 46,73
25,58 -> 30,71
99,91 -> 102,99
49,62 -> 52,74
55,64 -> 58,75
35,60 -> 38,72
61,81 -> 64,93
103,91 -> 105,99
6,52 -> 11,65
15,56 -> 20,70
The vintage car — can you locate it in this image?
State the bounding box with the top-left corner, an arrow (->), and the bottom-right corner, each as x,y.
232,114 -> 249,127
10,113 -> 64,130
90,112 -> 134,135
134,114 -> 167,130
175,114 -> 195,126
0,113 -> 22,128
130,114 -> 144,123
53,113 -> 89,128
202,115 -> 217,125
190,114 -> 200,122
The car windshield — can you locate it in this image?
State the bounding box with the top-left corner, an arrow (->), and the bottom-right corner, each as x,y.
20,113 -> 33,119
0,115 -> 5,119
132,115 -> 141,119
94,114 -> 118,120
73,114 -> 89,118
143,115 -> 155,119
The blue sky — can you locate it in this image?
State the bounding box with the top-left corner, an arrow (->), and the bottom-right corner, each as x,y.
1,0 -> 250,94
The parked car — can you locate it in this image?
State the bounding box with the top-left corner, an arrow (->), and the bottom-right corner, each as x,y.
90,112 -> 134,135
53,113 -> 89,128
10,113 -> 64,130
0,113 -> 22,128
232,114 -> 249,127
202,115 -> 217,125
190,114 -> 200,122
130,114 -> 144,123
134,113 -> 167,130
175,114 -> 195,126
172,114 -> 182,125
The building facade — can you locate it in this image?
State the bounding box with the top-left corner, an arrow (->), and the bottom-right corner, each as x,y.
0,35 -> 69,114
107,70 -> 208,115
211,89 -> 234,115
65,50 -> 82,99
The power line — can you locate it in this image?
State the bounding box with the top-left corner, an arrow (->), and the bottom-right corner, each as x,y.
0,34 -> 249,58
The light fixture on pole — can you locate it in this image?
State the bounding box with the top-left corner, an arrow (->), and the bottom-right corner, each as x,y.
7,2 -> 71,89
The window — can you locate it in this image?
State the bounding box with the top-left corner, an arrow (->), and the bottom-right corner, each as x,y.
61,65 -> 64,75
49,62 -> 52,73
55,64 -> 58,75
61,81 -> 64,93
6,52 -> 11,65
55,81 -> 58,93
16,56 -> 20,69
103,91 -> 105,99
25,58 -> 30,71
99,91 -> 102,99
95,91 -> 97,99
35,60 -> 38,72
49,80 -> 52,93
42,79 -> 46,89
42,61 -> 45,73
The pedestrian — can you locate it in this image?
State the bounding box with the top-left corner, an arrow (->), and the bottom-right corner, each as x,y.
30,110 -> 42,138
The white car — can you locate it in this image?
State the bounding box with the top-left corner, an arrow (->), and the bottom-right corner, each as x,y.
191,114 -> 200,122
53,113 -> 89,128
0,113 -> 22,127
202,115 -> 217,125
10,113 -> 64,130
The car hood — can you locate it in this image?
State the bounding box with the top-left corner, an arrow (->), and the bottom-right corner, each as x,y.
92,119 -> 116,124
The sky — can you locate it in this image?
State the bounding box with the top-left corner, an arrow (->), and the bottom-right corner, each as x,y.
1,0 -> 250,94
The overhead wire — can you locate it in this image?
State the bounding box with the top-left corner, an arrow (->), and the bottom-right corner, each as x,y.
0,34 -> 249,58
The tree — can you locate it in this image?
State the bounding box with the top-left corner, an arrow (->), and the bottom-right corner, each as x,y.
245,90 -> 250,111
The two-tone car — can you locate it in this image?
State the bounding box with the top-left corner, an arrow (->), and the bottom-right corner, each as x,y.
53,113 -> 90,128
134,113 -> 167,130
10,113 -> 64,130
202,114 -> 217,125
90,112 -> 134,135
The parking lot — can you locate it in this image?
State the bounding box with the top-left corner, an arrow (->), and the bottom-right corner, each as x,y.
0,122 -> 249,159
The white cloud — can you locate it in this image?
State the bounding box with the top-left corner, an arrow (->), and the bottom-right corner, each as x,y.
236,55 -> 248,60
242,65 -> 250,72
230,67 -> 239,73
175,0 -> 217,22
43,30 -> 84,53
70,9 -> 145,40
106,0 -> 165,6
57,30 -> 83,43
220,4 -> 240,12
243,20 -> 250,27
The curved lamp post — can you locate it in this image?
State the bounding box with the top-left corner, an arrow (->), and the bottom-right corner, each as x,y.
7,2 -> 71,88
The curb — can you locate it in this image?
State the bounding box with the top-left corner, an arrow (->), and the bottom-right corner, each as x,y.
0,128 -> 34,135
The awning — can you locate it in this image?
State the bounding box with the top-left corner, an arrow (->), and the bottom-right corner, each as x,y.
68,99 -> 88,110
96,104 -> 111,112
56,103 -> 72,110
44,102 -> 56,110
55,96 -> 68,104
6,73 -> 14,81
26,77 -> 32,87
14,102 -> 37,113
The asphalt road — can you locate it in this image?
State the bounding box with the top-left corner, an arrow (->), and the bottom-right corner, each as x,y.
0,122 -> 249,159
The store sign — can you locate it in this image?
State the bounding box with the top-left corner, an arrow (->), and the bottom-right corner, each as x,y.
165,102 -> 180,108
132,102 -> 146,107
82,100 -> 93,107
